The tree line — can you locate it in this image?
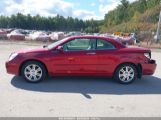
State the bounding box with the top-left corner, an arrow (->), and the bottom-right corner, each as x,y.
0,13 -> 103,33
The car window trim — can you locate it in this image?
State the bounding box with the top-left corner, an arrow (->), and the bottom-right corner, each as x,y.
96,38 -> 116,50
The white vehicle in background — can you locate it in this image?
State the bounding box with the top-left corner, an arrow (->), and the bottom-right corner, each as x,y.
27,31 -> 50,41
67,32 -> 82,37
49,32 -> 65,41
99,33 -> 111,37
7,29 -> 25,40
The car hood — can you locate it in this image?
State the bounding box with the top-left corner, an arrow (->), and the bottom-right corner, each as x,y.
16,47 -> 48,54
120,46 -> 151,53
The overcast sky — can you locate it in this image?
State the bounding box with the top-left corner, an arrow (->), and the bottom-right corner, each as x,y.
0,0 -> 137,20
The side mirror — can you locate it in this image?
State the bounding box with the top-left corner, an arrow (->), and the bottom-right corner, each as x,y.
43,45 -> 47,48
57,46 -> 63,52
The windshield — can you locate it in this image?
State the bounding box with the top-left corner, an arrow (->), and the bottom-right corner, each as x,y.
47,37 -> 68,49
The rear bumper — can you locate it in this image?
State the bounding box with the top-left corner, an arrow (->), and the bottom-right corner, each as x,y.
142,59 -> 157,75
5,61 -> 19,75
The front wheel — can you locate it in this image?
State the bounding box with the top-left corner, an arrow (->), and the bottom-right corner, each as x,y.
114,64 -> 137,84
21,61 -> 47,83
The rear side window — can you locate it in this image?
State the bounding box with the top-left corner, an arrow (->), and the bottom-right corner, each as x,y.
97,39 -> 116,50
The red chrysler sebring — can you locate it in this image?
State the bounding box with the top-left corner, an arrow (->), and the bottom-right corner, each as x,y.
6,36 -> 156,84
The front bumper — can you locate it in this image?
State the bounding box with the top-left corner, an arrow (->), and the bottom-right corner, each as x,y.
142,59 -> 157,75
5,61 -> 19,75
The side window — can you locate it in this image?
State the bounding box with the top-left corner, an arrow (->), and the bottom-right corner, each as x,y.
63,38 -> 96,51
97,39 -> 115,50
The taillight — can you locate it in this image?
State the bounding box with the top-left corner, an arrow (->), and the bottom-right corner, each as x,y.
144,52 -> 151,59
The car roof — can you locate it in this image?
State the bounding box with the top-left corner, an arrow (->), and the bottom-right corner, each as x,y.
68,35 -> 106,39
68,35 -> 117,41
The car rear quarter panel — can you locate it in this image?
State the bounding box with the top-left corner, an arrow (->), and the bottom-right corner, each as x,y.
112,51 -> 143,73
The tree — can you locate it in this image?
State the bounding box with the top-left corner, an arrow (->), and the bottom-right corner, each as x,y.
120,0 -> 129,9
137,0 -> 147,13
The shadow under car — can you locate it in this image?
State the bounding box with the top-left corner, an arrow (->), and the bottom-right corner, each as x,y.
11,76 -> 161,97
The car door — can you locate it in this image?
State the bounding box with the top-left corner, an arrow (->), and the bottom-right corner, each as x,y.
95,38 -> 118,76
51,38 -> 98,75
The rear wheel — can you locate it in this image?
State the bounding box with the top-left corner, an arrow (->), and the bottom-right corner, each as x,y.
21,61 -> 47,83
114,64 -> 137,84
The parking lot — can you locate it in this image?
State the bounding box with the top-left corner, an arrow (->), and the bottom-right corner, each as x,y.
0,41 -> 161,117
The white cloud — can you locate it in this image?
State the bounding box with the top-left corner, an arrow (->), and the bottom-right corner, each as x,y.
0,0 -> 137,20
0,0 -> 101,20
90,2 -> 96,7
73,9 -> 103,20
99,0 -> 119,16
4,0 -> 74,17
73,10 -> 94,19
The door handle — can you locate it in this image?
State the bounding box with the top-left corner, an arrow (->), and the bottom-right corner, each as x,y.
68,57 -> 75,61
86,52 -> 96,55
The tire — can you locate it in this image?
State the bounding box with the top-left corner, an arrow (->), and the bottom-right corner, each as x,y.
21,61 -> 47,83
114,64 -> 137,84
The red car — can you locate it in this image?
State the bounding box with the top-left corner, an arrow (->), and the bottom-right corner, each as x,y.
6,36 -> 156,84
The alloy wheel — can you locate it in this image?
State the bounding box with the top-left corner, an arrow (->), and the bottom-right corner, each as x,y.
118,66 -> 135,83
24,64 -> 42,82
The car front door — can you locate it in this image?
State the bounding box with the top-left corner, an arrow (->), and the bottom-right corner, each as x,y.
51,38 -> 98,75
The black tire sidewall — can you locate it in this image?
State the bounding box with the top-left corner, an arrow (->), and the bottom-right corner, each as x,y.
114,64 -> 137,84
21,61 -> 47,83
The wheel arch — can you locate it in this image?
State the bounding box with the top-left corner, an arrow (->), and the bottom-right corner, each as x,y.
114,62 -> 142,78
19,59 -> 48,76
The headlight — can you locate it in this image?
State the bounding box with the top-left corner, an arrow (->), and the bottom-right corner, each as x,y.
144,53 -> 151,59
9,53 -> 18,61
